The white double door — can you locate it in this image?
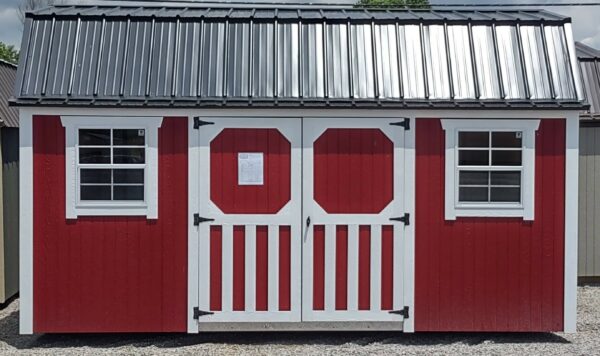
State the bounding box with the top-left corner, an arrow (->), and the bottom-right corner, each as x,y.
194,117 -> 409,324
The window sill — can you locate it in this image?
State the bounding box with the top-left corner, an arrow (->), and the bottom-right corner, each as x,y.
447,207 -> 530,220
69,204 -> 155,219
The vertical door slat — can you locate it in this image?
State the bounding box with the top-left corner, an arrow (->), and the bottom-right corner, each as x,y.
268,224 -> 280,311
347,224 -> 359,311
370,224 -> 382,311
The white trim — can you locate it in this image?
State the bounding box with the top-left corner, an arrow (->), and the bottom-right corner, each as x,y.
440,119 -> 540,220
196,320 -> 404,331
60,116 -> 163,219
19,110 -> 33,335
21,107 -> 580,120
564,112 -> 579,333
187,116 -> 200,333
402,115 -> 416,333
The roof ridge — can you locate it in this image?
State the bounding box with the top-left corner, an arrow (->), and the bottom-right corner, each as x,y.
576,41 -> 600,59
38,1 -> 567,14
0,58 -> 17,68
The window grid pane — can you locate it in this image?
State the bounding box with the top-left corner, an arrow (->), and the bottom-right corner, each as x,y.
77,128 -> 146,202
457,130 -> 523,204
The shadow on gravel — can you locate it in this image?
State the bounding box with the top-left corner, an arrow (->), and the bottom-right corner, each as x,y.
0,307 -> 570,351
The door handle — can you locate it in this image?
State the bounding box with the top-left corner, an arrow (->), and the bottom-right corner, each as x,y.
303,216 -> 311,242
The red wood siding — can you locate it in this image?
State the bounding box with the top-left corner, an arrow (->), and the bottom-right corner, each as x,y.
313,128 -> 393,214
210,128 -> 291,214
33,116 -> 188,332
415,118 -> 565,332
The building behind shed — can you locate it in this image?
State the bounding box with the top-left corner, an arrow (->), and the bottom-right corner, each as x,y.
0,59 -> 19,304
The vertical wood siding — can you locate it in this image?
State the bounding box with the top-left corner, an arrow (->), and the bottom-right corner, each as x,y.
415,118 -> 565,332
579,125 -> 600,277
33,116 -> 188,332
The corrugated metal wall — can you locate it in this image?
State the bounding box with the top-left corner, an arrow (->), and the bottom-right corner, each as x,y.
579,123 -> 600,278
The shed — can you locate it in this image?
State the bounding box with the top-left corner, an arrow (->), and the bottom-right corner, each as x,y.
12,3 -> 583,333
577,42 -> 600,282
0,59 -> 19,305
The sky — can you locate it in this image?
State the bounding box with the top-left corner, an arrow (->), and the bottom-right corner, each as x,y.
0,0 -> 599,50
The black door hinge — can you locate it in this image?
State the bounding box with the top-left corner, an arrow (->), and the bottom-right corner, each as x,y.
390,213 -> 410,226
389,306 -> 409,318
193,117 -> 214,129
193,307 -> 214,319
193,213 -> 215,226
390,118 -> 410,130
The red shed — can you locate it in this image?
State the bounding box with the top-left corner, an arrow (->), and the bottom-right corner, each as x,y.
12,3 -> 582,333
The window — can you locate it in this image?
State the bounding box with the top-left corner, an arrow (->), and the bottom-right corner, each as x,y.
441,119 -> 540,220
61,117 -> 163,219
79,129 -> 146,202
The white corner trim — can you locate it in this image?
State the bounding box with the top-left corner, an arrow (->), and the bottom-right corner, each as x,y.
19,110 -> 33,334
403,115 -> 416,333
440,119 -> 540,221
187,116 -> 200,333
60,116 -> 163,219
564,113 -> 579,333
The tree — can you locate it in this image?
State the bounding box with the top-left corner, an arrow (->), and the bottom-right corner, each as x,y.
356,0 -> 429,8
0,42 -> 19,65
18,0 -> 63,25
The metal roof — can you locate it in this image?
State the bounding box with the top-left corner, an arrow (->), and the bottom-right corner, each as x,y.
578,42 -> 600,118
12,4 -> 585,109
0,60 -> 18,127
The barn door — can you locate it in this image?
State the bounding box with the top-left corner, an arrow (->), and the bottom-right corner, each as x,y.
302,118 -> 408,322
195,117 -> 302,323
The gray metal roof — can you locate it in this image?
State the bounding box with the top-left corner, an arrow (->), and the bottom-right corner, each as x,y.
578,42 -> 600,118
12,4 -> 585,109
0,60 -> 18,127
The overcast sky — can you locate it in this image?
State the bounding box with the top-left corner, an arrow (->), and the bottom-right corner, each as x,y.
1,0 -> 599,49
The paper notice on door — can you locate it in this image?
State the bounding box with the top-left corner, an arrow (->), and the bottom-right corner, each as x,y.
238,152 -> 264,185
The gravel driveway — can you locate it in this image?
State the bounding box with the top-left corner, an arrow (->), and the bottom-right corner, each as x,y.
0,286 -> 598,355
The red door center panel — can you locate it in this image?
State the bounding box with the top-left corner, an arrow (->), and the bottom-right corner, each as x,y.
313,128 -> 394,213
210,128 -> 291,214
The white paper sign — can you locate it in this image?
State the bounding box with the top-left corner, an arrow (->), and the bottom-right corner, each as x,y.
238,152 -> 264,185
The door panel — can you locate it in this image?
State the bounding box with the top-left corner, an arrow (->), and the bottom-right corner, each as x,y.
302,118 -> 406,322
195,117 -> 406,324
197,118 -> 301,323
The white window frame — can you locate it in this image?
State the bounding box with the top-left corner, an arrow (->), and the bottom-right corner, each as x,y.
441,119 -> 540,220
61,116 -> 163,219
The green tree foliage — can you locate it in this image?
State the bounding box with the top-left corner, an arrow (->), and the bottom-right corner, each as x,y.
0,42 -> 19,65
356,0 -> 430,8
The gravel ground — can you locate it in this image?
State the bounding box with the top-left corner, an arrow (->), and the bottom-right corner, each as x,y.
0,286 -> 598,355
